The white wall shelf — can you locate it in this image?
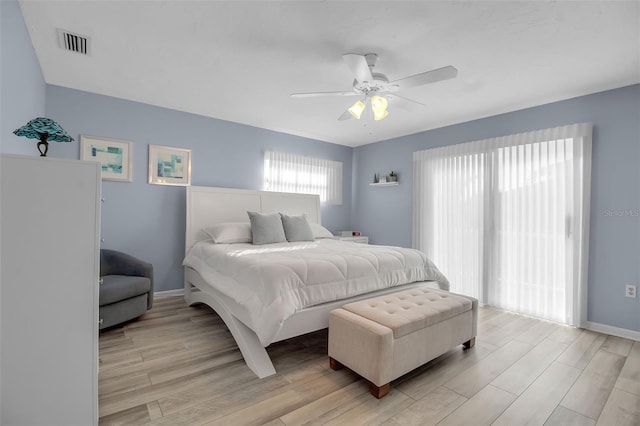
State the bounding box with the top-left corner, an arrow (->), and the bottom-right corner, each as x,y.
369,182 -> 399,187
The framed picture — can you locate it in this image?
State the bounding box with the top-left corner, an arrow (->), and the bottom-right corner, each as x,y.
80,135 -> 133,182
148,144 -> 192,186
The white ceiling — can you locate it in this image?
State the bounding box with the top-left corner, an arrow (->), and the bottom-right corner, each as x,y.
20,1 -> 640,147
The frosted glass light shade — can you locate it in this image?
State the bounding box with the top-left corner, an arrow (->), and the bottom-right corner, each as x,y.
370,95 -> 388,121
348,100 -> 366,119
373,109 -> 389,121
370,95 -> 388,112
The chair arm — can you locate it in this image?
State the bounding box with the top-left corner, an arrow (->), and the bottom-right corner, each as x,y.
100,249 -> 154,309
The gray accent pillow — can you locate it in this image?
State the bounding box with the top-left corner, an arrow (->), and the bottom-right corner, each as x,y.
280,213 -> 314,242
247,211 -> 287,245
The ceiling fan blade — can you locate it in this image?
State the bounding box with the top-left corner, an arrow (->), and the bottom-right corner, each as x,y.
387,94 -> 425,112
337,109 -> 353,121
342,54 -> 374,85
390,65 -> 458,90
290,91 -> 358,98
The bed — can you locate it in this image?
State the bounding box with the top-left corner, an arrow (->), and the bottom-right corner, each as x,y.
183,186 -> 449,378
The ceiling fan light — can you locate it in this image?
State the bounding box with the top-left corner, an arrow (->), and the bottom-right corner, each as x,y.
370,95 -> 388,114
373,109 -> 388,121
348,100 -> 366,119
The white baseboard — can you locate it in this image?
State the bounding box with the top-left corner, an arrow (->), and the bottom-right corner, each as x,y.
154,288 -> 184,298
586,321 -> 640,342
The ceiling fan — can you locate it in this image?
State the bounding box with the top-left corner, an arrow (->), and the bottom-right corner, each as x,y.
291,53 -> 457,121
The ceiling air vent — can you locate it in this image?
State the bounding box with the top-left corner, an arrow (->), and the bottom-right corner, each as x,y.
57,29 -> 90,55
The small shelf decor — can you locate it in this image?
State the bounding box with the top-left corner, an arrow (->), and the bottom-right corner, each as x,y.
371,170 -> 399,186
13,117 -> 74,156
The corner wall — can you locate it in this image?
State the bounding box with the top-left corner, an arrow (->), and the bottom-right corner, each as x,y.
0,0 -> 46,154
352,84 -> 640,333
1,1 -> 47,421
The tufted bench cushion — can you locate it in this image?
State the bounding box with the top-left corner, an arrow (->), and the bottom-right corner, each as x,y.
342,288 -> 473,338
329,287 -> 478,398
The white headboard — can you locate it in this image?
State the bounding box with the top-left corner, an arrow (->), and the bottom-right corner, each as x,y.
186,186 -> 321,251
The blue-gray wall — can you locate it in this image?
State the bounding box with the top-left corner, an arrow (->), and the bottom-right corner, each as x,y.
0,0 -> 46,154
45,85 -> 353,292
352,84 -> 640,332
4,0 -> 638,333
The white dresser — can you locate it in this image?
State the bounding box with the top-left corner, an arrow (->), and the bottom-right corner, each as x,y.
1,154 -> 101,425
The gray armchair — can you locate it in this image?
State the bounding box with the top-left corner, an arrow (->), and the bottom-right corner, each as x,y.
99,249 -> 154,329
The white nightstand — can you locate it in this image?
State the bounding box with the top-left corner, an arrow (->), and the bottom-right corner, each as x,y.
335,236 -> 369,244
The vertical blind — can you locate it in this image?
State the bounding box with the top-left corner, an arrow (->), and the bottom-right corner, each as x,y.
413,124 -> 592,326
264,151 -> 343,205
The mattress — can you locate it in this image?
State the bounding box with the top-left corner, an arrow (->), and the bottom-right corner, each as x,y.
183,239 -> 449,345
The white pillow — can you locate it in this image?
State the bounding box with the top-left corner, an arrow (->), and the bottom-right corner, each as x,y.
309,222 -> 334,239
203,222 -> 252,244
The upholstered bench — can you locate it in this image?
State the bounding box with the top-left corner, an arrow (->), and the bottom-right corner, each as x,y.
328,287 -> 478,398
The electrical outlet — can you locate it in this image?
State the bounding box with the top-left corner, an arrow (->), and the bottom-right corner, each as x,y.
625,285 -> 636,298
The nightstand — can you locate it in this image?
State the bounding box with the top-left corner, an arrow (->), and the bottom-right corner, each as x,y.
335,236 -> 369,244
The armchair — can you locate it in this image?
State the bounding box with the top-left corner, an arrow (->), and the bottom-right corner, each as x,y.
99,249 -> 154,329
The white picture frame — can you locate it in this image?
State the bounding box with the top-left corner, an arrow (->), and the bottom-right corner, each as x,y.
148,144 -> 192,186
80,135 -> 133,182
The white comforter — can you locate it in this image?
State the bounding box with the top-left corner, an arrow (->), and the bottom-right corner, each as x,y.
183,239 -> 449,345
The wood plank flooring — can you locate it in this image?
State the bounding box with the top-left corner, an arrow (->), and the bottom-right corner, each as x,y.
99,296 -> 640,425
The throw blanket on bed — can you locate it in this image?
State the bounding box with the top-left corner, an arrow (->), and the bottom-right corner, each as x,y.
183,239 -> 449,345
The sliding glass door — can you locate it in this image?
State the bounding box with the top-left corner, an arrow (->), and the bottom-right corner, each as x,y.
489,139 -> 573,323
413,124 -> 592,326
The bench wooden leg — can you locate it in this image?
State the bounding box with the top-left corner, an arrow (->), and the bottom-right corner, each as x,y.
369,382 -> 390,399
463,337 -> 476,349
329,357 -> 344,371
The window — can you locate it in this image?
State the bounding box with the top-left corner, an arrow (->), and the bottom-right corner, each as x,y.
264,151 -> 343,205
413,124 -> 592,326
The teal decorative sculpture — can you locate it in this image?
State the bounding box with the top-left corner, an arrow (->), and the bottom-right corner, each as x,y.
13,117 -> 74,156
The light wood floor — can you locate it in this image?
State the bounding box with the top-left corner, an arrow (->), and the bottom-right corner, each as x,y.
99,296 -> 640,425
